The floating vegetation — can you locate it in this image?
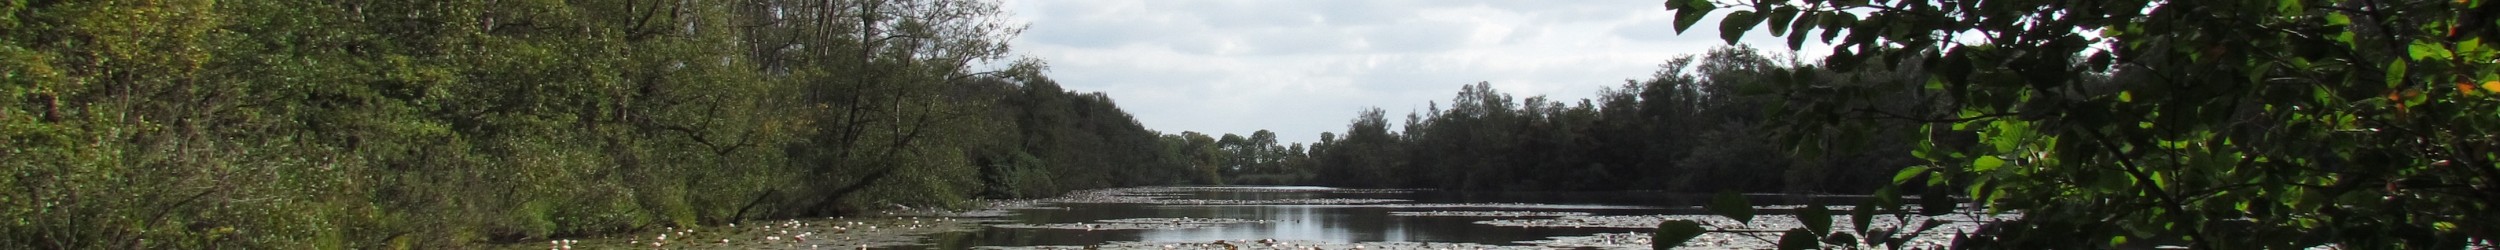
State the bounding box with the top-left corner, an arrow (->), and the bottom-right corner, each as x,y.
1477,213 -> 2016,249
1387,210 -> 1591,217
504,216 -> 991,250
1164,202 -> 1653,210
990,222 -> 1224,231
1478,215 -> 1691,228
1167,186 -> 1338,191
1320,188 -> 1420,193
1026,187 -> 1414,206
885,200 -> 1060,218
1095,217 -> 1270,224
1370,203 -> 1656,209
991,217 -> 1272,231
1142,198 -> 1410,205
1519,232 -> 1654,249
1476,213 -> 2014,230
973,239 -> 1541,250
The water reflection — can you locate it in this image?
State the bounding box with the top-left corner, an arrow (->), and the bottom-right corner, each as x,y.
928,186 -> 1670,248
526,186 -> 1996,249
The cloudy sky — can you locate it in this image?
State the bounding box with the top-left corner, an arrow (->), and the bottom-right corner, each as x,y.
997,0 -> 1821,144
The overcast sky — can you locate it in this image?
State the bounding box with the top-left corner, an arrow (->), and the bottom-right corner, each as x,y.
997,0 -> 1822,145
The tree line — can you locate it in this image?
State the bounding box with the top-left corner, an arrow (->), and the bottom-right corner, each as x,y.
1223,46 -> 1929,193
0,0 -> 1212,248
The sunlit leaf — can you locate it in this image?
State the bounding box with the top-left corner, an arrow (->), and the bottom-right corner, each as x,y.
2410,41 -> 2453,60
1893,166 -> 1928,184
1973,156 -> 2005,172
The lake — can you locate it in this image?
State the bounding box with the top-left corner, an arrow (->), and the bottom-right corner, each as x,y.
911,186 -> 1999,249
527,186 -> 2004,249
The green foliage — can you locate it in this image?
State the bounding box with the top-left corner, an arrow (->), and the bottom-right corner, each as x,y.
1670,0 -> 2500,248
0,0 -> 1197,248
1306,46 -> 1923,193
968,75 -> 1207,199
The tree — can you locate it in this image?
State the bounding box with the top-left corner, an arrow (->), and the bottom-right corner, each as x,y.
1669,0 -> 2500,248
0,0 -> 1200,247
1317,108 -> 1404,187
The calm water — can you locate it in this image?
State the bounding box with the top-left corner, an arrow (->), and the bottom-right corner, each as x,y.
514,186 -> 1992,249
912,186 -> 1874,249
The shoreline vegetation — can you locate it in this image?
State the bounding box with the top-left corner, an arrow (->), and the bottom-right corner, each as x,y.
2,0 -> 1219,248
18,0 -> 2491,248
0,0 -> 1929,246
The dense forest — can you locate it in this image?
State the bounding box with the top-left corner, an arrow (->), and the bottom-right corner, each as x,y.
0,0 -> 1213,248
1263,47 -> 1927,193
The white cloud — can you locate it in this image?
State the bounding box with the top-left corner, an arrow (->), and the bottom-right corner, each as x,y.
999,0 -> 1826,144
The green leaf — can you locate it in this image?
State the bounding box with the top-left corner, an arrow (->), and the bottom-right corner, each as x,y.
1709,191 -> 1757,224
2462,37 -> 2485,54
1892,166 -> 1929,184
1721,10 -> 1763,44
1654,220 -> 1707,249
1778,228 -> 1821,250
2150,170 -> 2169,190
2387,60 -> 2408,88
1800,204 -> 1833,235
2409,41 -> 2453,60
1972,156 -> 2005,172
